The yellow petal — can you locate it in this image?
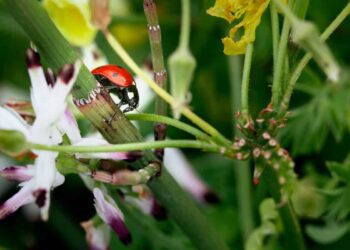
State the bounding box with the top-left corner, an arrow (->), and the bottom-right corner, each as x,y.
43,0 -> 97,46
207,0 -> 270,55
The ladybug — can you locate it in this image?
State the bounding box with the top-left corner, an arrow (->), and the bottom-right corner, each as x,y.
92,65 -> 139,112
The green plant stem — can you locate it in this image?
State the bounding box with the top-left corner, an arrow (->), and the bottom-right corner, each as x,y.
179,0 -> 190,49
279,1 -> 350,113
272,0 -> 299,24
31,139 -> 224,154
5,1 -> 230,249
270,2 -> 280,71
126,113 -> 212,141
228,56 -> 254,241
143,0 -> 168,160
241,44 -> 254,120
103,31 -> 231,147
261,166 -> 305,250
271,0 -> 294,107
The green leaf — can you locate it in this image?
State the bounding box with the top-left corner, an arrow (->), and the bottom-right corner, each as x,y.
327,161 -> 350,182
245,199 -> 279,250
306,222 -> 349,244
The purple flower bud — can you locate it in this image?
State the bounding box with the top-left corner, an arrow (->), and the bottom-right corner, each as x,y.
93,188 -> 132,245
0,166 -> 33,182
44,68 -> 56,87
58,64 -> 75,84
25,48 -> 41,68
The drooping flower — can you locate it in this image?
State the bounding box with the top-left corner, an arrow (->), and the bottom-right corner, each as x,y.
43,0 -> 97,46
93,187 -> 132,245
207,0 -> 270,55
0,48 -> 80,220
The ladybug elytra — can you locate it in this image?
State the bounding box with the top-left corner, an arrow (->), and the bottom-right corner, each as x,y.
92,65 -> 139,113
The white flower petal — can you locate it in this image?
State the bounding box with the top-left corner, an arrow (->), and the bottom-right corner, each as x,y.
0,180 -> 35,219
32,151 -> 62,221
57,108 -> 82,144
0,106 -> 30,138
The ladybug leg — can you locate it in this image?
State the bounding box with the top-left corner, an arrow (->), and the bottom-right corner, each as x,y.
122,85 -> 139,112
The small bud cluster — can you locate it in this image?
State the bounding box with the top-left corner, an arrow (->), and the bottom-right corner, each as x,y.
234,104 -> 297,200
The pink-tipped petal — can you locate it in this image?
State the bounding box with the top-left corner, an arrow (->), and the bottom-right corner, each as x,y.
0,180 -> 35,219
0,166 -> 34,182
164,148 -> 217,204
44,68 -> 56,88
53,61 -> 81,99
25,48 -> 41,68
93,188 -> 132,245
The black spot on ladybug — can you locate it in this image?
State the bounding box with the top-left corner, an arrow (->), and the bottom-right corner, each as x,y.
33,189 -> 47,208
59,64 -> 75,84
26,48 -> 41,68
112,72 -> 118,77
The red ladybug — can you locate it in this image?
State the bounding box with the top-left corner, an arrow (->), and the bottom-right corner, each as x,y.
92,65 -> 139,112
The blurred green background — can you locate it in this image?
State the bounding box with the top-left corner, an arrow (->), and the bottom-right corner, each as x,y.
1,0 -> 350,249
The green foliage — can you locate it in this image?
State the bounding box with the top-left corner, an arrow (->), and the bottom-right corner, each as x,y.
281,76 -> 350,155
245,199 -> 279,250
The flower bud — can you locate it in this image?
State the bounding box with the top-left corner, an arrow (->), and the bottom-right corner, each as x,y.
292,20 -> 340,82
168,47 -> 196,119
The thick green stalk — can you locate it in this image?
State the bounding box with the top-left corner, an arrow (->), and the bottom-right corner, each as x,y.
31,139 -> 224,155
228,56 -> 254,241
4,1 -> 229,249
261,166 -> 305,250
279,1 -> 350,113
143,0 -> 168,159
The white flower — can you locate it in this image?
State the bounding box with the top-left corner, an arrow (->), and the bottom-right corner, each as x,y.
0,48 -> 80,221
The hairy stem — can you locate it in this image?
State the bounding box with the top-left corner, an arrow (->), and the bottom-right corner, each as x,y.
4,1 -> 230,249
143,0 -> 168,160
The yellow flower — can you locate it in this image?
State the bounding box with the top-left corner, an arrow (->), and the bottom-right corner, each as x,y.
43,0 -> 97,46
207,0 -> 270,55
